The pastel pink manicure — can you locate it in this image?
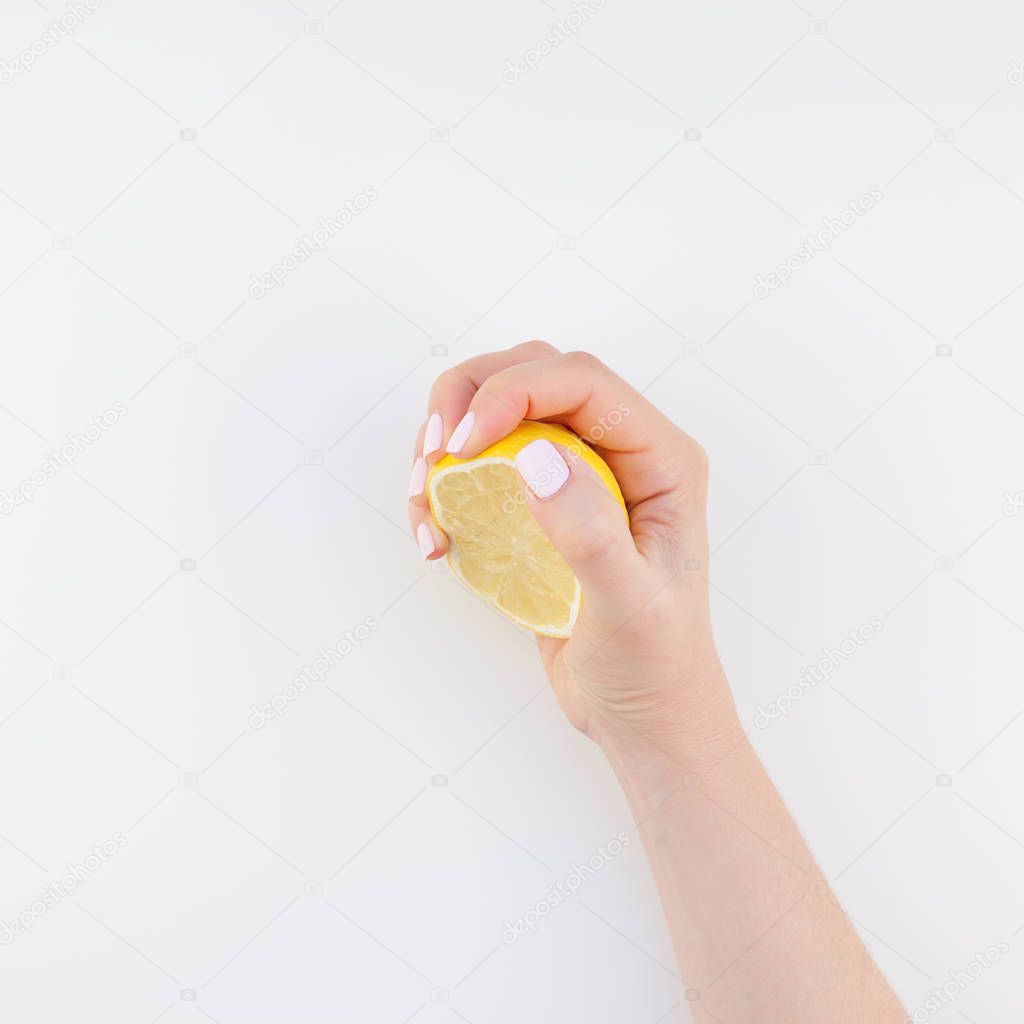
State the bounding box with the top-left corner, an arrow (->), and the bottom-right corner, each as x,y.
515,439 -> 570,500
408,457 -> 428,497
416,522 -> 435,558
446,411 -> 475,454
423,413 -> 443,457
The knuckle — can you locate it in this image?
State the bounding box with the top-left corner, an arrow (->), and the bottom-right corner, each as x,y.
517,339 -> 558,358
688,439 -> 710,478
564,350 -> 605,375
563,525 -> 621,564
475,374 -> 506,404
430,366 -> 478,409
431,365 -> 466,394
667,429 -> 708,481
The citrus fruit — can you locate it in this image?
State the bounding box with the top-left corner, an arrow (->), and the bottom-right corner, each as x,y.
427,421 -> 627,638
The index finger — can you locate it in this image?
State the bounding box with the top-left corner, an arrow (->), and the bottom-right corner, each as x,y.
443,351 -> 696,503
425,339 -> 560,456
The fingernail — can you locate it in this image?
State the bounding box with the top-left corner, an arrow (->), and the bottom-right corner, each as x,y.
515,439 -> 570,500
423,413 -> 443,457
416,522 -> 435,558
408,457 -> 427,497
446,411 -> 475,454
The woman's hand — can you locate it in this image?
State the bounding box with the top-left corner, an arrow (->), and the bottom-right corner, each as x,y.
408,341 -> 907,1023
407,341 -> 740,762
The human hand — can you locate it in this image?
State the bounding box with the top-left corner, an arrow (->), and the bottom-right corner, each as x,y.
409,343 -> 907,1024
408,341 -> 740,761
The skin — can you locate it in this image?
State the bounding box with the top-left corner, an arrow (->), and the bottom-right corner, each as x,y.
409,341 -> 908,1023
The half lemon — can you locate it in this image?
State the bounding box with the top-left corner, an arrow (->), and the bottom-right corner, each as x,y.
427,421 -> 626,638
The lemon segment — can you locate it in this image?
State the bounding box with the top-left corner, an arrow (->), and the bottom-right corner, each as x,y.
427,422 -> 626,638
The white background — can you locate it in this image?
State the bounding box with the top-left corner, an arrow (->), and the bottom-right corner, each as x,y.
1,0 -> 1023,1021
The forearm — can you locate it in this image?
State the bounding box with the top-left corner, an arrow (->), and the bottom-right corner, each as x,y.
600,679 -> 907,1023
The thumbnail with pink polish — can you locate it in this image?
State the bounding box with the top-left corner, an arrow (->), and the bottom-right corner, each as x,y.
514,439 -> 570,500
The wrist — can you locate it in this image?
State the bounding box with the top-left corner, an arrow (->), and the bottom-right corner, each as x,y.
592,673 -> 748,811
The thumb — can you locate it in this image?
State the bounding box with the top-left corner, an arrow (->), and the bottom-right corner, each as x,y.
514,438 -> 641,617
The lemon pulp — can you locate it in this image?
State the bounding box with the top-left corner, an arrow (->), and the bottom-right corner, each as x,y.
427,422 -> 626,638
